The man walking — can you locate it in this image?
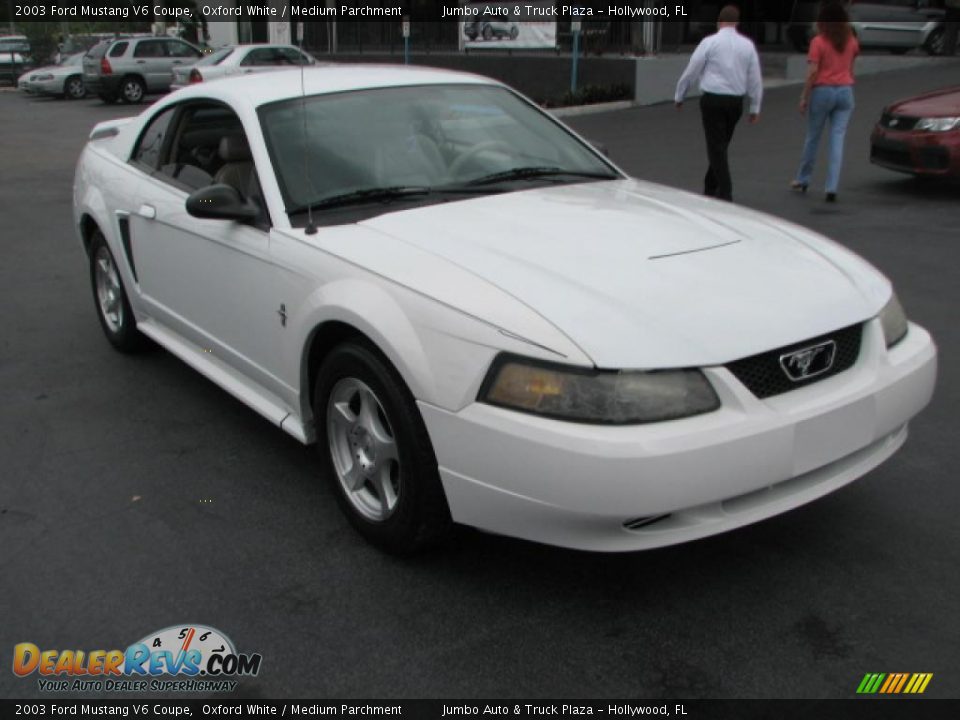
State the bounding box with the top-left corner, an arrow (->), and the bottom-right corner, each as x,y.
674,5 -> 763,201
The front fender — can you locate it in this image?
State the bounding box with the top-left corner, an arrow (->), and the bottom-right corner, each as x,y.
289,277 -> 441,426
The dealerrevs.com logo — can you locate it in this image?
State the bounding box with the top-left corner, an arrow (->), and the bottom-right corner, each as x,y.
12,624 -> 262,693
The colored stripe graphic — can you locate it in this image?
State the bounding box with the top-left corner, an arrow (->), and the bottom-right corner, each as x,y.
857,673 -> 933,694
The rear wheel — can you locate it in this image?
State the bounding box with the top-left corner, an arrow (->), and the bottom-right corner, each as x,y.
88,231 -> 145,353
924,27 -> 945,56
64,75 -> 86,99
120,75 -> 145,104
314,342 -> 451,554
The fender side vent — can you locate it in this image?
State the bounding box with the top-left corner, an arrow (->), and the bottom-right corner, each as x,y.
117,216 -> 137,282
623,514 -> 671,531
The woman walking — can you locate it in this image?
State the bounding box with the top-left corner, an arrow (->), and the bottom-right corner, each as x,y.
792,2 -> 859,202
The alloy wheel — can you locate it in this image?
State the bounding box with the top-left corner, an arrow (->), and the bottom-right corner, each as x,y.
94,245 -> 124,333
326,377 -> 401,522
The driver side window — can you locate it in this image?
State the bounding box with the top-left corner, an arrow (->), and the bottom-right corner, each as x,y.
139,102 -> 270,228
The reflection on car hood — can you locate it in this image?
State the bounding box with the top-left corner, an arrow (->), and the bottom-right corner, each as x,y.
889,86 -> 960,118
359,179 -> 890,368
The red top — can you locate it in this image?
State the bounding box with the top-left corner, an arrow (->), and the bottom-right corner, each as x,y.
808,34 -> 859,86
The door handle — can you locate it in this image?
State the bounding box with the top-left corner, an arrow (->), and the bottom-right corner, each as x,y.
172,60 -> 182,65
137,204 -> 156,220
136,60 -> 146,64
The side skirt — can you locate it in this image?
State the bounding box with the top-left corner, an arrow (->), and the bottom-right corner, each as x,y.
137,318 -> 310,445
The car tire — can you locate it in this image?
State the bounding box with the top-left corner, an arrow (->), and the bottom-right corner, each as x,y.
88,231 -> 146,353
510,26 -> 519,40
924,27 -> 945,56
64,75 -> 85,100
98,92 -> 118,104
120,75 -> 145,104
313,341 -> 452,554
482,25 -> 493,41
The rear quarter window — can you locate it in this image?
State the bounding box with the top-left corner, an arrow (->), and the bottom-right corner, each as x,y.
131,107 -> 177,171
108,42 -> 129,58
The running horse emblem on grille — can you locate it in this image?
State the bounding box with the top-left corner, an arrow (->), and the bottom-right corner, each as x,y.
779,340 -> 837,382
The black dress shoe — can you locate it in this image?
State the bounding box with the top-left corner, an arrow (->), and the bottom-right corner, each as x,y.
826,192 -> 837,203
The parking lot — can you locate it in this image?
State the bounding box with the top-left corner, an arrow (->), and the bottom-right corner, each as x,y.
1,61 -> 958,700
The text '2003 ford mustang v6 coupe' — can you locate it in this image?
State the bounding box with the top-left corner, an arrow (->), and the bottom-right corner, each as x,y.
74,66 -> 937,553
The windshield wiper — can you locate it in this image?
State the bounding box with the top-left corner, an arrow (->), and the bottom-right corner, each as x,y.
289,184 -> 507,216
464,166 -> 618,187
290,186 -> 431,214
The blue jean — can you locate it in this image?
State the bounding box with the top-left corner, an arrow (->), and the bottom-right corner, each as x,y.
795,85 -> 855,193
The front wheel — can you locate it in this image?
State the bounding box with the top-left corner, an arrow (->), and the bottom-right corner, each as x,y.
64,75 -> 86,99
314,342 -> 451,554
89,231 -> 145,353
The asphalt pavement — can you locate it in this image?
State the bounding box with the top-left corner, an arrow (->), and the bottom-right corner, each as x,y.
1,62 -> 958,700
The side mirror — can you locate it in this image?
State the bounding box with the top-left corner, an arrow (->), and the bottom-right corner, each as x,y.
186,184 -> 259,222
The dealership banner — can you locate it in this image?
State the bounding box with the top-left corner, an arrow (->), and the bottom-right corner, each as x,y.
457,1 -> 557,50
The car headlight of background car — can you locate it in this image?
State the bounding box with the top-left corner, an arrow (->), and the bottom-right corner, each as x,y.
479,355 -> 720,424
879,293 -> 908,348
915,117 -> 960,133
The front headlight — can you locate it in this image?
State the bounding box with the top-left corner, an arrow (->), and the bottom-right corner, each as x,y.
34,73 -> 54,81
879,293 -> 908,348
478,355 -> 720,424
915,117 -> 960,133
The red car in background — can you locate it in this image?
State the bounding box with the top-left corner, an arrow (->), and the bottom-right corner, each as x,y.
871,86 -> 960,177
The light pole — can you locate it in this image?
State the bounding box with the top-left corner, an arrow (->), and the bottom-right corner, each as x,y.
570,20 -> 581,95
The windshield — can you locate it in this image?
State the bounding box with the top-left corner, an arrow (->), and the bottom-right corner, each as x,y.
258,84 -> 618,219
62,52 -> 84,67
198,47 -> 234,66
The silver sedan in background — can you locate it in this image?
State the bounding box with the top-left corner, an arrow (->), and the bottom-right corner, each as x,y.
18,52 -> 87,99
171,44 -> 315,90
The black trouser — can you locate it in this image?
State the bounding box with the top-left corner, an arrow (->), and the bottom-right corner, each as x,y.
699,92 -> 744,201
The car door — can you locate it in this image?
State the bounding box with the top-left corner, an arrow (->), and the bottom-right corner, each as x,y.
125,101 -> 285,399
132,39 -> 169,91
853,0 -> 925,48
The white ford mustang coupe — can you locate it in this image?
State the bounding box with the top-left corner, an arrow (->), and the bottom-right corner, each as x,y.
74,66 -> 937,553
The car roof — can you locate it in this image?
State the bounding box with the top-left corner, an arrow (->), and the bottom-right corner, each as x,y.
168,64 -> 498,108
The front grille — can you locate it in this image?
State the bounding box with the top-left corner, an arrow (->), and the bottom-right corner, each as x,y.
880,113 -> 919,131
726,324 -> 863,399
918,147 -> 950,171
871,142 -> 913,169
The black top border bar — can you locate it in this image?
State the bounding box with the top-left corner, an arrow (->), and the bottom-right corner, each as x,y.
4,1 -> 956,24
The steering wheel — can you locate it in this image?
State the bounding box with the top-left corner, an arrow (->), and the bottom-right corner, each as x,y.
448,140 -> 513,179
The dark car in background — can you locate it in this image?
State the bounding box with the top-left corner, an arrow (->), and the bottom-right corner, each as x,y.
0,35 -> 32,80
871,86 -> 960,177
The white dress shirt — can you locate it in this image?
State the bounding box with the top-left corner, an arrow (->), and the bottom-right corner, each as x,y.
675,27 -> 764,114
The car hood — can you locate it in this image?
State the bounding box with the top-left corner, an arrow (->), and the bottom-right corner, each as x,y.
359,179 -> 890,369
889,87 -> 960,118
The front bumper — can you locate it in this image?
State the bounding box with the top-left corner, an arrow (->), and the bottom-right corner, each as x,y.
420,319 -> 937,551
871,126 -> 960,176
24,77 -> 64,96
